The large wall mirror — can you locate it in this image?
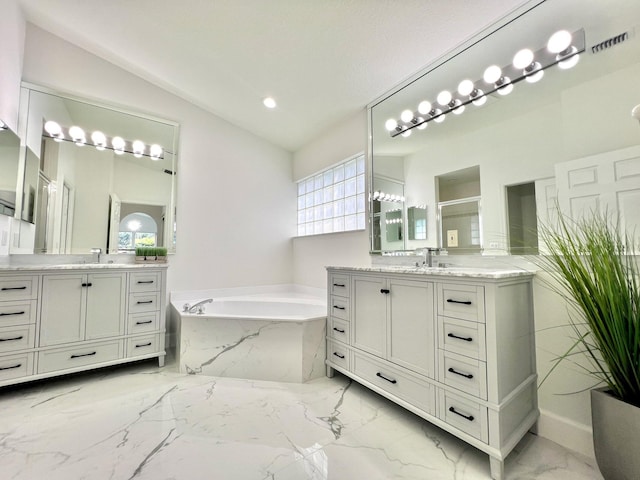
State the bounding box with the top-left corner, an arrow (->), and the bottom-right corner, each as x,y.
13,85 -> 178,255
370,0 -> 640,254
0,121 -> 21,219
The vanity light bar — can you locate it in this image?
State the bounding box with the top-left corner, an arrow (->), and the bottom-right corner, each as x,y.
42,121 -> 164,160
372,191 -> 405,203
386,28 -> 585,138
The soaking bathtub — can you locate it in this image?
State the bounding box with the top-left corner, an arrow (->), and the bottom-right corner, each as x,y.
170,285 -> 327,383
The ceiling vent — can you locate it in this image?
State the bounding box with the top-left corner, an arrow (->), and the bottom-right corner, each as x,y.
591,31 -> 631,53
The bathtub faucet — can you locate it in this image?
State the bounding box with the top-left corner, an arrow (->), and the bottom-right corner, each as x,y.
183,298 -> 213,314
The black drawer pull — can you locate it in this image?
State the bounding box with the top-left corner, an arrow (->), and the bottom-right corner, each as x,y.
0,363 -> 21,371
448,367 -> 474,379
333,305 -> 345,310
0,335 -> 24,342
137,280 -> 155,284
333,352 -> 345,359
1,286 -> 27,291
136,320 -> 153,325
376,372 -> 397,384
449,406 -> 474,421
332,327 -> 345,334
135,342 -> 152,348
447,332 -> 473,342
380,289 -> 390,294
333,283 -> 345,287
81,282 -> 93,287
137,300 -> 153,304
0,311 -> 25,317
446,299 -> 472,305
70,351 -> 97,359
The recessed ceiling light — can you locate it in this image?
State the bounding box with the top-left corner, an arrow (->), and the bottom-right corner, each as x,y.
263,97 -> 277,109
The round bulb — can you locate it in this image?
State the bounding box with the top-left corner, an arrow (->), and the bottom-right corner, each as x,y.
418,101 -> 432,115
458,79 -> 474,96
513,49 -> 534,69
472,95 -> 487,106
558,47 -> 580,69
91,131 -> 106,150
149,144 -> 163,160
263,97 -> 277,108
132,140 -> 145,157
385,118 -> 398,132
416,118 -> 427,130
548,30 -> 572,54
432,109 -> 445,123
497,78 -> 513,95
483,65 -> 502,84
400,109 -> 414,123
452,100 -> 465,115
44,120 -> 62,136
401,129 -> 411,138
68,126 -> 86,145
111,136 -> 125,154
525,68 -> 544,83
437,90 -> 452,106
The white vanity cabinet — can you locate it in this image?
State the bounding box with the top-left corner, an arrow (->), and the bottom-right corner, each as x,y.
326,267 -> 537,480
0,265 -> 167,388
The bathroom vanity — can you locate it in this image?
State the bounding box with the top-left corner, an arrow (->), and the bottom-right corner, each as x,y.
326,266 -> 536,480
0,263 -> 167,388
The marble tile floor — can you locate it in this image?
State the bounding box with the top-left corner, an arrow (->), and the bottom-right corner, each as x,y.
0,359 -> 603,480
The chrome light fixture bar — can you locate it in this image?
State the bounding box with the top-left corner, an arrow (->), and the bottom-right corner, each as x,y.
386,28 -> 585,138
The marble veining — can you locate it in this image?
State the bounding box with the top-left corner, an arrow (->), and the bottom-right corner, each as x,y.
0,359 -> 602,479
327,265 -> 534,279
0,263 -> 168,271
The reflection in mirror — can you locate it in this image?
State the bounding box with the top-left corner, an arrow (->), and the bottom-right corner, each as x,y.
371,175 -> 404,251
370,0 -> 640,255
0,123 -> 20,218
439,198 -> 481,254
15,86 -> 178,255
407,206 -> 427,240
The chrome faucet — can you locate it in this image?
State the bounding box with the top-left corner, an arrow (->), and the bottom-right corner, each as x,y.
183,298 -> 213,314
91,247 -> 102,264
421,247 -> 440,267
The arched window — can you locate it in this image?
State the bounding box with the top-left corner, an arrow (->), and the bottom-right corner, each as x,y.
118,212 -> 157,251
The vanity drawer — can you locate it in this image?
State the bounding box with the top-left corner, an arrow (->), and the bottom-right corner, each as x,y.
0,325 -> 36,353
0,300 -> 37,327
438,389 -> 488,443
129,293 -> 160,314
329,273 -> 350,297
353,352 -> 435,415
0,352 -> 34,382
438,350 -> 487,400
37,340 -> 124,374
328,317 -> 350,343
437,283 -> 485,323
129,272 -> 161,293
327,340 -> 350,370
128,312 -> 160,334
126,334 -> 160,358
438,316 -> 486,360
0,276 -> 39,301
329,296 -> 349,321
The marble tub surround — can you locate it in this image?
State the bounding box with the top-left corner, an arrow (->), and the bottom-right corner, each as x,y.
0,359 -> 602,480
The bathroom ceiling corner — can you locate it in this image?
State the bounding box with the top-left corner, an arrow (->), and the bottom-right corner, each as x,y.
17,0 -> 531,152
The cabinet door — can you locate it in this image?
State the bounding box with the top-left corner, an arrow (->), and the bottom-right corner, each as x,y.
40,274 -> 85,346
352,275 -> 386,358
85,273 -> 126,340
388,278 -> 435,377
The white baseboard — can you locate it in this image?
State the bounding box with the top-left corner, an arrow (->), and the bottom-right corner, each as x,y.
537,408 -> 595,459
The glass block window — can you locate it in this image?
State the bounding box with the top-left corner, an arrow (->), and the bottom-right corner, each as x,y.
297,153 -> 366,236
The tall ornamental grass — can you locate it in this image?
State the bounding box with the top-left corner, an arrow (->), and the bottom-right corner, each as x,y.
537,211 -> 640,407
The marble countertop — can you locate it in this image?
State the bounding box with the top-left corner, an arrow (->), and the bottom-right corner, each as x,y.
0,263 -> 169,271
327,265 -> 534,279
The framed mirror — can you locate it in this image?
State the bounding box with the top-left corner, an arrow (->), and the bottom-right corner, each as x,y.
14,85 -> 179,255
369,0 -> 640,254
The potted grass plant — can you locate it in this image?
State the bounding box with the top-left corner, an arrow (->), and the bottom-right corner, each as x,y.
537,210 -> 639,480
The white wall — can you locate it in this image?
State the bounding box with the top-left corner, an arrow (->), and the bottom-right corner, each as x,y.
21,24 -> 294,293
292,111 -> 370,288
0,0 -> 24,132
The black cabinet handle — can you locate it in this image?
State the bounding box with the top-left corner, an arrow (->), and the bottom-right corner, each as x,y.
447,332 -> 473,342
137,300 -> 153,304
137,280 -> 154,284
332,327 -> 345,333
448,367 -> 474,379
0,363 -> 21,371
0,335 -> 24,342
380,289 -> 390,294
70,351 -> 97,359
0,311 -> 25,317
333,283 -> 345,288
376,372 -> 397,384
136,320 -> 153,325
449,406 -> 474,421
135,342 -> 152,348
446,299 -> 472,305
81,282 -> 93,287
332,352 -> 345,359
1,286 -> 27,291
333,305 -> 345,310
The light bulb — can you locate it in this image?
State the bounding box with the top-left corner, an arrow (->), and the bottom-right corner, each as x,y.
418,101 -> 432,115
513,49 -> 534,69
437,90 -> 452,106
496,77 -> 513,95
385,118 -> 398,131
458,79 -> 474,96
483,65 -> 502,84
150,144 -> 163,160
416,118 -> 427,130
558,47 -> 580,69
132,140 -> 145,158
452,100 -> 465,115
263,97 -> 277,108
68,126 -> 86,146
91,131 -> 107,150
432,109 -> 445,123
525,64 -> 544,83
112,136 -> 125,155
401,129 -> 412,138
548,30 -> 572,54
400,109 -> 414,123
44,121 -> 63,141
472,95 -> 487,106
